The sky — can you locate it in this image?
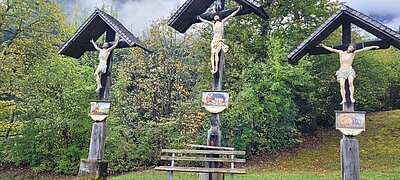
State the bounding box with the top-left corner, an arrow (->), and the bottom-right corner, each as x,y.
56,0 -> 187,35
54,0 -> 400,35
344,0 -> 400,31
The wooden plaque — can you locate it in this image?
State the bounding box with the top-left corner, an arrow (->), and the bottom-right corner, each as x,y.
202,91 -> 229,113
89,100 -> 111,122
335,111 -> 366,136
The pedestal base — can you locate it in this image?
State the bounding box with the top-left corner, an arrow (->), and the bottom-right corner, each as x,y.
78,159 -> 108,179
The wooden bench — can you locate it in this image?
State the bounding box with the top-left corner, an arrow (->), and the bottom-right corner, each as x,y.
155,144 -> 246,180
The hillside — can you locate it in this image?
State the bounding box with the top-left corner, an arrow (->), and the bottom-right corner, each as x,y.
111,110 -> 400,180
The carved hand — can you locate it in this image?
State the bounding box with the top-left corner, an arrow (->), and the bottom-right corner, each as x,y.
238,6 -> 242,10
197,15 -> 201,20
90,39 -> 94,43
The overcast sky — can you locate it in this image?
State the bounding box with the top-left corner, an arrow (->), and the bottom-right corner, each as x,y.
344,0 -> 400,31
55,0 -> 400,35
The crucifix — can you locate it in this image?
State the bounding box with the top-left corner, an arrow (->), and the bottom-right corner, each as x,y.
58,9 -> 149,179
288,5 -> 400,180
169,0 -> 267,179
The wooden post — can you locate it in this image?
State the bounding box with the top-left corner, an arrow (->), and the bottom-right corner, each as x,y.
339,21 -> 360,180
204,1 -> 225,179
99,29 -> 116,100
79,30 -> 115,179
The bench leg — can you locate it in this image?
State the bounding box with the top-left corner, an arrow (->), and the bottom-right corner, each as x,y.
167,171 -> 173,180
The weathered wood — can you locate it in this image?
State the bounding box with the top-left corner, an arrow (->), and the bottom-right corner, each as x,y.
342,20 -> 351,45
341,135 -> 360,180
343,80 -> 354,111
308,41 -> 389,55
161,149 -> 246,155
161,156 -> 245,163
340,79 -> 360,180
88,122 -> 107,160
187,144 -> 235,150
154,166 -> 246,174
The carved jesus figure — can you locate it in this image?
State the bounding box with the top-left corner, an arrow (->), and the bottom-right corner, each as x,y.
90,37 -> 119,92
321,43 -> 379,104
197,6 -> 242,74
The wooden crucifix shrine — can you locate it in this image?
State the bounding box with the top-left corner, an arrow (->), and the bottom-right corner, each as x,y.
288,5 -> 400,180
169,0 -> 267,179
58,9 -> 149,179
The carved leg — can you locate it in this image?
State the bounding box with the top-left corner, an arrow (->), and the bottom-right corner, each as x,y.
213,45 -> 222,74
348,76 -> 355,103
339,78 -> 346,105
94,68 -> 102,92
211,52 -> 215,73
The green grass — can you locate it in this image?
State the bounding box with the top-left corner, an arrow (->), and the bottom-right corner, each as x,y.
110,170 -> 400,180
111,110 -> 400,180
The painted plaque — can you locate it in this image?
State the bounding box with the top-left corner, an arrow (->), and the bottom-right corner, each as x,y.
202,91 -> 229,113
335,111 -> 366,136
89,100 -> 111,121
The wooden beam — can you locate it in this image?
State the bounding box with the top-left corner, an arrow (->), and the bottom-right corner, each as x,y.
187,144 -> 235,150
308,41 -> 390,55
342,20 -> 351,44
160,156 -> 246,163
154,166 -> 246,174
79,40 -> 131,51
161,149 -> 246,155
98,29 -> 115,100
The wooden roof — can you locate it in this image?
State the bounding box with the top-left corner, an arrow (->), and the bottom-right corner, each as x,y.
168,0 -> 268,33
59,9 -> 150,59
288,5 -> 400,64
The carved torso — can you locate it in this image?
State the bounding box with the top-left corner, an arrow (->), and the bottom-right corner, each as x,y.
213,21 -> 224,40
338,51 -> 355,70
98,49 -> 112,65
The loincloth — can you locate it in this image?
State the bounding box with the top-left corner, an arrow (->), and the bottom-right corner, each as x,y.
97,64 -> 107,74
335,69 -> 355,82
211,39 -> 229,53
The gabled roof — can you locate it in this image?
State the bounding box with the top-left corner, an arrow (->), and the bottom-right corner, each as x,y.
288,5 -> 400,64
169,0 -> 268,33
59,9 -> 149,59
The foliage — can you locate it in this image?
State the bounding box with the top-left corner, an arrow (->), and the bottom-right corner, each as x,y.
1,0 -> 399,176
0,0 -> 96,174
222,37 -> 313,154
104,19 -> 206,172
110,110 -> 400,180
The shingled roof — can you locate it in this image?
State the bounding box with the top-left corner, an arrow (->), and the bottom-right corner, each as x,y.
59,9 -> 149,59
169,0 -> 268,33
288,5 -> 400,64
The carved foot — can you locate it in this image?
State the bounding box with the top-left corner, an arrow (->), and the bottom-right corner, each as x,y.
350,97 -> 356,103
340,100 -> 346,105
212,68 -> 218,74
96,86 -> 102,92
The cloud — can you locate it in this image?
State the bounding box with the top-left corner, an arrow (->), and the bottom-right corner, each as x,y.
345,0 -> 400,17
57,0 -> 186,35
117,0 -> 186,35
341,0 -> 400,30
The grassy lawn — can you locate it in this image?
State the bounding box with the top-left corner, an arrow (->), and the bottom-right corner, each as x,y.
111,110 -> 400,180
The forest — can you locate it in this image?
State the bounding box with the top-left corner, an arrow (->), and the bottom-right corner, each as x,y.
1,0 -> 399,176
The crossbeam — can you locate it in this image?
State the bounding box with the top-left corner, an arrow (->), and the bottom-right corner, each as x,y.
308,40 -> 390,55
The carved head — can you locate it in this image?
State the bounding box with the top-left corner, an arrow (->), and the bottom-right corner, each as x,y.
214,14 -> 220,21
347,43 -> 356,53
102,42 -> 109,49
